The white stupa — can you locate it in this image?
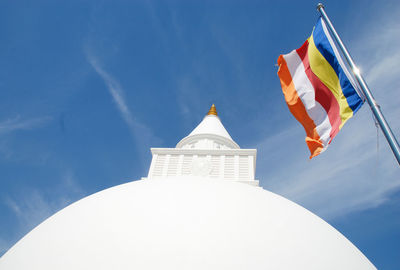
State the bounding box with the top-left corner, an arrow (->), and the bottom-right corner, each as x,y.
0,105 -> 376,270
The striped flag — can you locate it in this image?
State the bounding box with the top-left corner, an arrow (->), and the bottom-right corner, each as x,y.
277,17 -> 364,159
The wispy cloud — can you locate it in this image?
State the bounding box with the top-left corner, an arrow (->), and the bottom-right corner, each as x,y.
256,5 -> 400,221
0,116 -> 51,135
1,171 -> 85,256
4,190 -> 56,230
257,112 -> 400,220
142,3 -> 207,125
86,53 -> 134,131
0,116 -> 52,161
85,49 -> 161,165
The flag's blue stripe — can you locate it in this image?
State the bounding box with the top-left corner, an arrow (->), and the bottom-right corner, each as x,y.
312,18 -> 363,114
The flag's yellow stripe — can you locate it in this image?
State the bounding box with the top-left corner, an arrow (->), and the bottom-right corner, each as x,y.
308,35 -> 353,128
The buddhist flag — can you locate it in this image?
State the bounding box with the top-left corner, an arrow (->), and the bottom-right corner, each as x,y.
277,17 -> 364,159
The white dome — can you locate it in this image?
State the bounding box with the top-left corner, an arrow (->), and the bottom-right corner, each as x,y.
0,177 -> 376,270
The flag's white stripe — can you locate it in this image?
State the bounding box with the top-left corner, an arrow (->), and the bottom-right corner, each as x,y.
320,19 -> 365,101
308,102 -> 331,146
284,50 -> 316,110
283,50 -> 332,147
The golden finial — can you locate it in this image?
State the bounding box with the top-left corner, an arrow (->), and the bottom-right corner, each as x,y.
207,104 -> 218,116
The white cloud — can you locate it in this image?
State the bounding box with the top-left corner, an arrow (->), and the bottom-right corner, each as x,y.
4,190 -> 55,230
257,110 -> 399,220
0,116 -> 52,161
86,53 -> 135,131
85,50 -> 161,165
1,171 -> 86,256
0,116 -> 51,135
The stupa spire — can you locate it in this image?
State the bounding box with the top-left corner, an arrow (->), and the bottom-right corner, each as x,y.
207,104 -> 218,116
175,104 -> 239,149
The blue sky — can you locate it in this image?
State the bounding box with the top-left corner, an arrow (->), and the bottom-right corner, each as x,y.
0,0 -> 399,268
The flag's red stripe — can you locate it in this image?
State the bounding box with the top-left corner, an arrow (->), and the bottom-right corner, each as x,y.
277,55 -> 324,158
296,40 -> 341,141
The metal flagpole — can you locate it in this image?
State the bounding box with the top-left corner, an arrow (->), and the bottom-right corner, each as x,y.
317,3 -> 400,166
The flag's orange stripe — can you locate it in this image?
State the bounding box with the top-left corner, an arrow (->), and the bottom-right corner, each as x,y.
277,55 -> 324,158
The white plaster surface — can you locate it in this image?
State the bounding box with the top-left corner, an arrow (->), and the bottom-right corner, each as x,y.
188,115 -> 233,140
0,177 -> 376,270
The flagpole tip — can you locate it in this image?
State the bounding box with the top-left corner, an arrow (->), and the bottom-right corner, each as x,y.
316,3 -> 324,10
